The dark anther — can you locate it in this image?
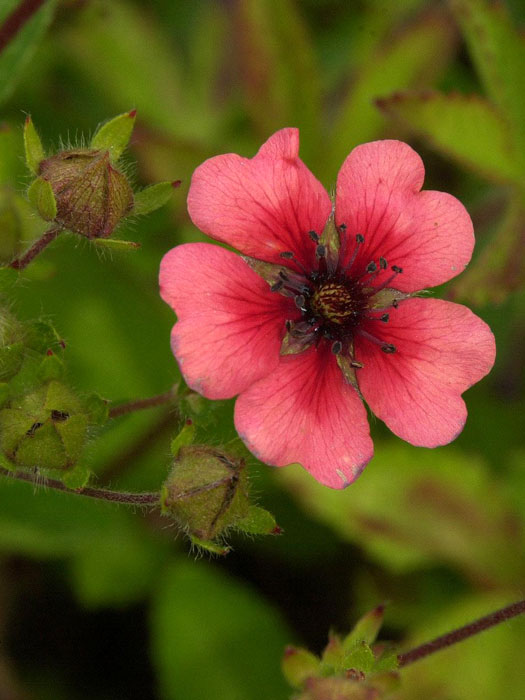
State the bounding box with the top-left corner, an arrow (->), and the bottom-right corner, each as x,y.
381,343 -> 396,354
51,410 -> 70,422
315,244 -> 326,258
308,230 -> 319,242
280,251 -> 294,259
338,223 -> 347,231
285,320 -> 292,331
270,280 -> 284,292
356,233 -> 364,243
331,341 -> 343,355
26,422 -> 43,436
350,360 -> 364,369
279,270 -> 289,281
366,261 -> 377,273
295,294 -> 306,309
392,265 -> 403,273
379,257 -> 388,270
392,299 -> 399,308
380,313 -> 389,322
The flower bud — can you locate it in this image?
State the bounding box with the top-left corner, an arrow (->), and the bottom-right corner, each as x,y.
0,380 -> 89,471
36,149 -> 133,239
23,113 -> 176,245
161,445 -> 250,542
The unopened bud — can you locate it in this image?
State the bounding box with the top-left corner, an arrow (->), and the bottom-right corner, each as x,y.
36,149 -> 133,239
23,113 -> 175,244
161,445 -> 250,541
0,380 -> 89,471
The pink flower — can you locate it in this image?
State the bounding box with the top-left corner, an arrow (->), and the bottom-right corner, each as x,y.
159,130 -> 496,489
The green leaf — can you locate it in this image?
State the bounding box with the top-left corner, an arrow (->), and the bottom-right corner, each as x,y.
27,177 -> 57,221
0,0 -> 57,106
23,116 -> 45,175
91,238 -> 140,251
90,110 -> 136,161
277,444 -> 525,586
377,91 -> 522,183
324,10 -> 455,177
448,0 -> 525,165
151,561 -> 290,700
236,505 -> 280,535
133,181 -> 177,216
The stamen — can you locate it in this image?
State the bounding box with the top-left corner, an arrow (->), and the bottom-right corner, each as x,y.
367,264 -> 403,296
315,244 -> 326,258
308,230 -> 319,242
295,294 -> 307,311
331,340 -> 343,355
270,280 -> 284,292
342,233 -> 364,274
357,328 -> 396,354
380,313 -> 389,322
379,257 -> 388,270
365,261 -> 377,274
381,343 -> 396,354
279,250 -> 308,276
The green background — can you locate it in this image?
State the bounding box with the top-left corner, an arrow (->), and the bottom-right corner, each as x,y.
1,0 -> 525,698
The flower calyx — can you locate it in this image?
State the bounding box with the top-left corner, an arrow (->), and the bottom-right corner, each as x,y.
282,605 -> 400,699
23,112 -> 177,249
161,436 -> 280,555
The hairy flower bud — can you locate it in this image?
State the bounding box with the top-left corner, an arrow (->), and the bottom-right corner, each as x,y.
0,380 -> 89,471
22,113 -> 176,247
161,445 -> 250,542
37,149 -> 133,239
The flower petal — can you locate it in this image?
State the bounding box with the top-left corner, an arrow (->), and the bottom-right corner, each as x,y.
187,128 -> 332,269
336,140 -> 474,291
159,243 -> 295,399
356,298 -> 496,446
235,345 -> 373,489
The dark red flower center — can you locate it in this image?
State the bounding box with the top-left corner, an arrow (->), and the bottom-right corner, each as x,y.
310,279 -> 366,329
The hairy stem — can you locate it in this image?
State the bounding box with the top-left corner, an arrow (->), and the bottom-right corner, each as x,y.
0,466 -> 159,506
0,0 -> 48,54
10,226 -> 61,270
398,599 -> 525,667
108,388 -> 177,419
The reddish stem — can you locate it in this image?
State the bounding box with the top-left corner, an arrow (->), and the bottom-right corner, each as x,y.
398,599 -> 525,667
108,388 -> 177,419
0,466 -> 159,506
0,0 -> 47,54
10,226 -> 61,270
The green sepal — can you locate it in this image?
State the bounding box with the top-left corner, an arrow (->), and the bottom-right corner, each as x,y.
90,110 -> 136,161
280,329 -> 313,356
320,633 -> 344,673
84,393 -> 109,425
55,414 -> 88,462
27,177 -> 57,221
23,116 -> 45,175
236,505 -> 280,535
189,535 -> 231,556
336,353 -> 363,399
282,646 -> 320,689
92,238 -> 141,251
38,353 -> 64,382
341,640 -> 375,674
371,646 -> 399,673
133,181 -> 176,216
170,420 -> 196,457
62,463 -> 91,489
367,288 -> 411,310
343,604 -> 385,650
242,255 -> 290,288
319,200 -> 340,273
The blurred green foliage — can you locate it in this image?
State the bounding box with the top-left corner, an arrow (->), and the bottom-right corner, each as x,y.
1,0 -> 525,699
